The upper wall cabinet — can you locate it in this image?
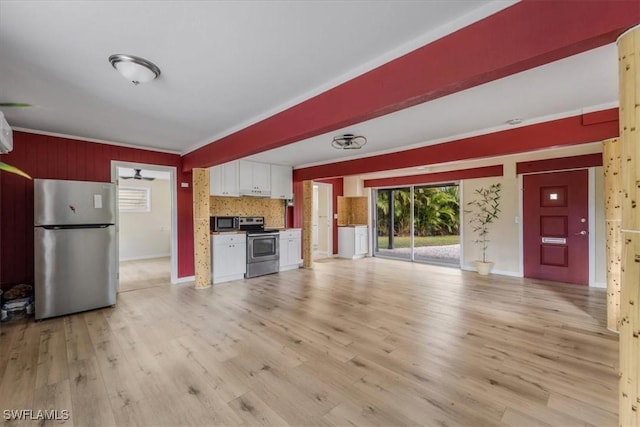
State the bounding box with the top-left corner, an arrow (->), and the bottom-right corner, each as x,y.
210,161 -> 239,196
270,165 -> 293,199
239,160 -> 271,196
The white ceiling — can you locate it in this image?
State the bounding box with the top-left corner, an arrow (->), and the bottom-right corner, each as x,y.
0,1 -> 618,172
247,44 -> 618,168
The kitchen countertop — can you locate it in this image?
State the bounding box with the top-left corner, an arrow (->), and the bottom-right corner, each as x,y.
337,224 -> 368,227
211,227 -> 300,235
210,230 -> 246,235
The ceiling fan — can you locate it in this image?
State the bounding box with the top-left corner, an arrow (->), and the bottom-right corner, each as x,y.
121,168 -> 155,181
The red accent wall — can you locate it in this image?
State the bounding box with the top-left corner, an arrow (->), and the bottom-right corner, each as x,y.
364,165 -> 503,188
292,180 -> 303,230
291,178 -> 343,255
294,110 -> 618,181
182,1 -> 637,170
516,153 -> 603,175
0,132 -> 194,290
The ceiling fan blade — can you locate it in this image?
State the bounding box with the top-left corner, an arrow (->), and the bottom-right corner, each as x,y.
142,177 -> 155,181
121,176 -> 134,179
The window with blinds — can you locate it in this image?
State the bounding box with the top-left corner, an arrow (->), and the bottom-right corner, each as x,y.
119,187 -> 151,212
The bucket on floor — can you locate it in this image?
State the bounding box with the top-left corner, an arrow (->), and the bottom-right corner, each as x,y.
1,284 -> 34,322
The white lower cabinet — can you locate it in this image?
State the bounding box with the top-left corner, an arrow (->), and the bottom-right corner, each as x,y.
338,226 -> 368,259
211,234 -> 246,284
279,229 -> 302,271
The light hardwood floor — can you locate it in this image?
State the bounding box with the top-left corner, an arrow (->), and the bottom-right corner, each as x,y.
0,258 -> 618,426
118,257 -> 170,293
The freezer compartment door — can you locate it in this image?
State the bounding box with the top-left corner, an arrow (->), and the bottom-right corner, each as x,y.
34,179 -> 115,226
35,225 -> 117,319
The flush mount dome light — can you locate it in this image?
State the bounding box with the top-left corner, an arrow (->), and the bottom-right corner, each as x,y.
109,54 -> 161,85
331,133 -> 367,150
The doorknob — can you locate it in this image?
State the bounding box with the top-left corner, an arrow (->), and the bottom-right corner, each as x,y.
575,230 -> 588,236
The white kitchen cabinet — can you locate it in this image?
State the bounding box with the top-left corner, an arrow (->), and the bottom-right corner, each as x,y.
239,160 -> 271,196
338,226 -> 368,259
211,234 -> 246,284
270,164 -> 293,199
279,229 -> 302,271
209,161 -> 239,196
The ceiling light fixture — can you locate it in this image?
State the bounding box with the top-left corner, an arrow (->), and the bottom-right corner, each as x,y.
331,133 -> 367,150
108,54 -> 161,85
506,117 -> 523,125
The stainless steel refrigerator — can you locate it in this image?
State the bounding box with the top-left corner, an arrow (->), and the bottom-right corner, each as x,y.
34,179 -> 117,320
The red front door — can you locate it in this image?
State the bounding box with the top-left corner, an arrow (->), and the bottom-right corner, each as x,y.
523,170 -> 589,285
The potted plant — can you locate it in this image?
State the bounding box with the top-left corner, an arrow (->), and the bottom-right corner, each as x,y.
465,183 -> 501,275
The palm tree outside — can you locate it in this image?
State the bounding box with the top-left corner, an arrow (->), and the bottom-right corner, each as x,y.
374,184 -> 460,265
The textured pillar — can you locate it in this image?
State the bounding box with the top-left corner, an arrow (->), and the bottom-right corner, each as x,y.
192,168 -> 211,289
604,138 -> 622,332
302,180 -> 313,269
618,25 -> 640,427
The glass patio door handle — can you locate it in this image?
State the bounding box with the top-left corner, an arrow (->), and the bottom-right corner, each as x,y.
574,230 -> 588,236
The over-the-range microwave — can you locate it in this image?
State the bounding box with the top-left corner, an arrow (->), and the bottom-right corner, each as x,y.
210,216 -> 240,232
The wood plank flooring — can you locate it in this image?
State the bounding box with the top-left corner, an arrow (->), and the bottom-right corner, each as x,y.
0,257 -> 618,426
118,257 -> 170,293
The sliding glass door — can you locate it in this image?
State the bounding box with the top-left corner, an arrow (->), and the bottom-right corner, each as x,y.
412,185 -> 460,265
374,187 -> 411,260
374,184 -> 460,266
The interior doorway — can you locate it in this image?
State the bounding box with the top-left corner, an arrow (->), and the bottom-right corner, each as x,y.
111,161 -> 178,289
312,182 -> 333,259
523,170 -> 589,285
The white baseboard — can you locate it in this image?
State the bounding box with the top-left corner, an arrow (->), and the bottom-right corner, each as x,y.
280,264 -> 302,272
120,253 -> 171,262
174,275 -> 195,284
590,281 -> 607,289
461,264 -> 523,278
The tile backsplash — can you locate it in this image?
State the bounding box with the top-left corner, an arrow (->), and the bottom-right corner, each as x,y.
210,196 -> 285,228
337,196 -> 368,225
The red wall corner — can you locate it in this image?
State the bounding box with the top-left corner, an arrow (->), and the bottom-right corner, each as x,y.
0,132 -> 194,290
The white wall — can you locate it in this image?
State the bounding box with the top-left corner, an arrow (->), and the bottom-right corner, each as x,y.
118,178 -> 171,261
462,172 -> 520,275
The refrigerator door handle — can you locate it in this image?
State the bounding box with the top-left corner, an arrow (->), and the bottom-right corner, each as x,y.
40,224 -> 112,230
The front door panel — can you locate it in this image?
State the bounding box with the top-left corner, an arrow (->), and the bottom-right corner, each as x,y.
523,170 -> 589,285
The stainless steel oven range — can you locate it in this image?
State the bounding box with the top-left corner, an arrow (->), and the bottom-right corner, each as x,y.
239,217 -> 280,278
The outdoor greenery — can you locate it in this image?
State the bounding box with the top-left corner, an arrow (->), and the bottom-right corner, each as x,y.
377,234 -> 459,249
376,185 -> 459,238
464,183 -> 501,263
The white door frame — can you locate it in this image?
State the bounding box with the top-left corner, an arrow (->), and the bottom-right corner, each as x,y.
313,182 -> 333,258
111,161 -> 179,284
517,167 -> 598,287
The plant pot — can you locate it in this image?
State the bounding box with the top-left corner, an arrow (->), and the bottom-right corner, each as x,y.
474,261 -> 494,276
